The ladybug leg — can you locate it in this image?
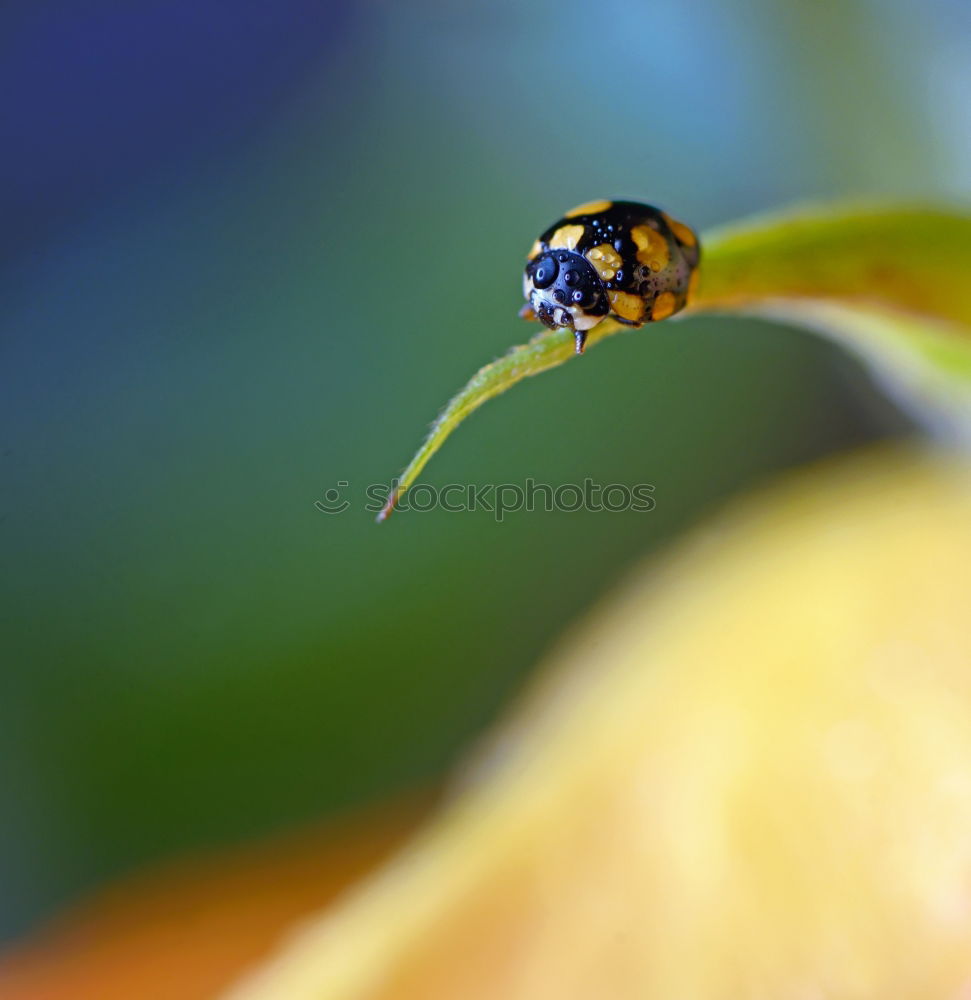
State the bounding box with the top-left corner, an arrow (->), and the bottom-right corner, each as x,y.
574,329 -> 588,354
613,316 -> 644,328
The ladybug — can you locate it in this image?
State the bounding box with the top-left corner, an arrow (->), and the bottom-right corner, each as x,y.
520,200 -> 700,354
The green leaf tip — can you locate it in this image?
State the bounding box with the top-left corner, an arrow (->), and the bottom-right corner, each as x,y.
378,202 -> 971,522
374,320 -> 623,521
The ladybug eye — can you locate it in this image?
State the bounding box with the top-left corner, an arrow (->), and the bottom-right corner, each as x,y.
532,257 -> 558,289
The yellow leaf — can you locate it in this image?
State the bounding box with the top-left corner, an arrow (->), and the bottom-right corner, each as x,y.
231,446 -> 971,999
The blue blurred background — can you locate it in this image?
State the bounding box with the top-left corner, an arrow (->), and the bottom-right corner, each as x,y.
2,0 -> 969,940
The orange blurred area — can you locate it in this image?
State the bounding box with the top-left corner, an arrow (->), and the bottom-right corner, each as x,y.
0,791 -> 434,1000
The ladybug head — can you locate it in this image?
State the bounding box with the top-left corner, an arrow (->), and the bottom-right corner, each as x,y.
521,250 -> 608,353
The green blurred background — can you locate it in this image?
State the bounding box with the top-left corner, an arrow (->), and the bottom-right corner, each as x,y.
2,0 -> 968,939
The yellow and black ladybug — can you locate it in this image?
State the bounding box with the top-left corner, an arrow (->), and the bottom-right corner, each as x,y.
520,200 -> 700,354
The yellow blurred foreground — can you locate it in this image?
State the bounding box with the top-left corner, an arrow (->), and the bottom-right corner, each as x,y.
229,445 -> 971,1000
6,445 -> 971,999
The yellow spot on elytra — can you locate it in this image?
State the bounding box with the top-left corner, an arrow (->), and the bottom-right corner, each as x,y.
564,199 -> 613,218
652,291 -> 677,321
665,215 -> 698,248
608,290 -> 646,323
630,224 -> 670,272
548,225 -> 585,251
527,240 -> 543,261
585,243 -> 623,281
686,268 -> 700,304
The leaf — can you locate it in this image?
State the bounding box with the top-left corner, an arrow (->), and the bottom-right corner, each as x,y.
377,203 -> 971,520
